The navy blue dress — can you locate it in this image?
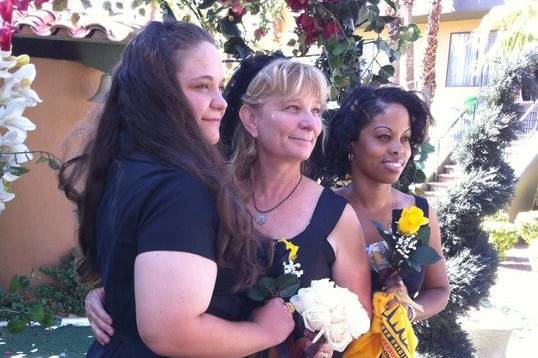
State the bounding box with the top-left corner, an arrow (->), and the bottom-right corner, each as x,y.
267,187 -> 348,358
87,152 -> 255,357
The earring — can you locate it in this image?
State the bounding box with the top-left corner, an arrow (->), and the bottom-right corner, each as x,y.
348,152 -> 353,162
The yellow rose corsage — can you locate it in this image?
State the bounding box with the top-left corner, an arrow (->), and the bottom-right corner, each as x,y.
397,206 -> 430,236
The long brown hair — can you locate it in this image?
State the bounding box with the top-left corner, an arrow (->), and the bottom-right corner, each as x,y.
59,21 -> 261,289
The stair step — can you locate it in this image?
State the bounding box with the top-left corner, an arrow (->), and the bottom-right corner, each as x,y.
443,164 -> 460,174
421,191 -> 442,202
436,173 -> 459,183
427,181 -> 451,190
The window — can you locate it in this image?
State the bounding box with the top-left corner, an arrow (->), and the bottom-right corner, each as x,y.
446,31 -> 497,87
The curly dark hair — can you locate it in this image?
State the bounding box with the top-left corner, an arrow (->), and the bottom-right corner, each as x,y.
323,85 -> 432,182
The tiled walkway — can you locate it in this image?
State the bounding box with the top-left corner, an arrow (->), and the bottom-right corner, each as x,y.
461,242 -> 538,357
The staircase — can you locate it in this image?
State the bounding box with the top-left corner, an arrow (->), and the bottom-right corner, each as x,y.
418,105 -> 475,204
422,161 -> 462,202
420,100 -> 538,204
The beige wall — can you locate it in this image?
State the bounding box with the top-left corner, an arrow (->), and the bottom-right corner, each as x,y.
0,58 -> 102,289
414,18 -> 482,134
358,18 -> 484,132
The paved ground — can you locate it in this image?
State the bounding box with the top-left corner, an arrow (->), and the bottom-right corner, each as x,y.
461,242 -> 538,357
0,326 -> 92,357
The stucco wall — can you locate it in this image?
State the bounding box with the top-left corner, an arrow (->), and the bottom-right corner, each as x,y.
0,58 -> 102,289
414,18 -> 482,133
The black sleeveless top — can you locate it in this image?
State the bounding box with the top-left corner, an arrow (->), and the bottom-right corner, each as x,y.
267,187 -> 348,356
370,195 -> 430,298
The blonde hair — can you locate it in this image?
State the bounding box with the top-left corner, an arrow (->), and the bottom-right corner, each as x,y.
231,59 -> 328,187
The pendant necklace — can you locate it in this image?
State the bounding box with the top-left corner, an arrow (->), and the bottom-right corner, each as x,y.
253,174 -> 303,225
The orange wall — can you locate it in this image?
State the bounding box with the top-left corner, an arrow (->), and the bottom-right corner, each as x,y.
0,58 -> 102,289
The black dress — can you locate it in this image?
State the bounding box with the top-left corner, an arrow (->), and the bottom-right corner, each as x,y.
267,187 -> 348,357
86,153 -> 255,357
369,195 -> 430,299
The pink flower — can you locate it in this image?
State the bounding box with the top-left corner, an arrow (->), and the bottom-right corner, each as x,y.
254,27 -> 266,40
0,0 -> 14,23
286,0 -> 309,12
14,0 -> 30,11
231,1 -> 246,17
0,26 -> 15,51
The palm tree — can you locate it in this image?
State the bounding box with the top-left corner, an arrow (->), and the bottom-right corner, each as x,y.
421,0 -> 442,106
402,0 -> 415,89
387,4 -> 402,85
472,0 -> 538,68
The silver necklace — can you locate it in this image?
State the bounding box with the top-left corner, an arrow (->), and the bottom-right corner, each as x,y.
253,175 -> 303,225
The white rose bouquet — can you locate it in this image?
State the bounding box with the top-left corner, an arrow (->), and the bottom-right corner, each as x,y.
290,279 -> 370,352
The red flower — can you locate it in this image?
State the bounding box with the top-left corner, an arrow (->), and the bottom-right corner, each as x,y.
0,0 -> 14,23
254,27 -> 266,40
322,20 -> 338,39
14,0 -> 30,11
0,26 -> 15,51
286,0 -> 309,12
296,14 -> 318,45
231,1 -> 246,17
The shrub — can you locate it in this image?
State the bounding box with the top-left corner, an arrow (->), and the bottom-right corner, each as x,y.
515,210 -> 538,244
0,275 -> 54,333
0,250 -> 92,333
33,250 -> 92,316
481,212 -> 519,258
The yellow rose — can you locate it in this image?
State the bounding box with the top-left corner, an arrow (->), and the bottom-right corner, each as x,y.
281,239 -> 299,261
397,206 -> 429,235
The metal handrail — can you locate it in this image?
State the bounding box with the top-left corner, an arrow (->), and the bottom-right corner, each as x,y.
503,100 -> 538,177
425,104 -> 477,180
516,100 -> 538,141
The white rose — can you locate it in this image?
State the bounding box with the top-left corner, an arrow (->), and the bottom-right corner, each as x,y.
346,308 -> 370,338
302,306 -> 332,332
310,279 -> 338,309
290,287 -> 317,313
330,305 -> 347,323
325,321 -> 353,352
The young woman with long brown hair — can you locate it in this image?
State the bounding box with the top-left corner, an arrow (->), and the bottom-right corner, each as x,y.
59,22 -> 293,357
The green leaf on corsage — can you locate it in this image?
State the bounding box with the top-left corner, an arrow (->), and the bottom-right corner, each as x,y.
276,273 -> 300,298
412,245 -> 441,266
415,226 -> 431,245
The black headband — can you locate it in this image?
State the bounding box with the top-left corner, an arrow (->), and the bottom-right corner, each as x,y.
220,53 -> 285,157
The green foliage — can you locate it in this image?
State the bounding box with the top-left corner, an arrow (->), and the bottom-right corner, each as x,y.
0,274 -> 55,333
291,0 -> 419,100
0,250 -> 92,334
160,1 -> 418,100
33,251 -> 93,317
515,210 -> 538,244
396,142 -> 434,193
481,211 -> 519,258
246,274 -> 300,301
416,47 -> 538,358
